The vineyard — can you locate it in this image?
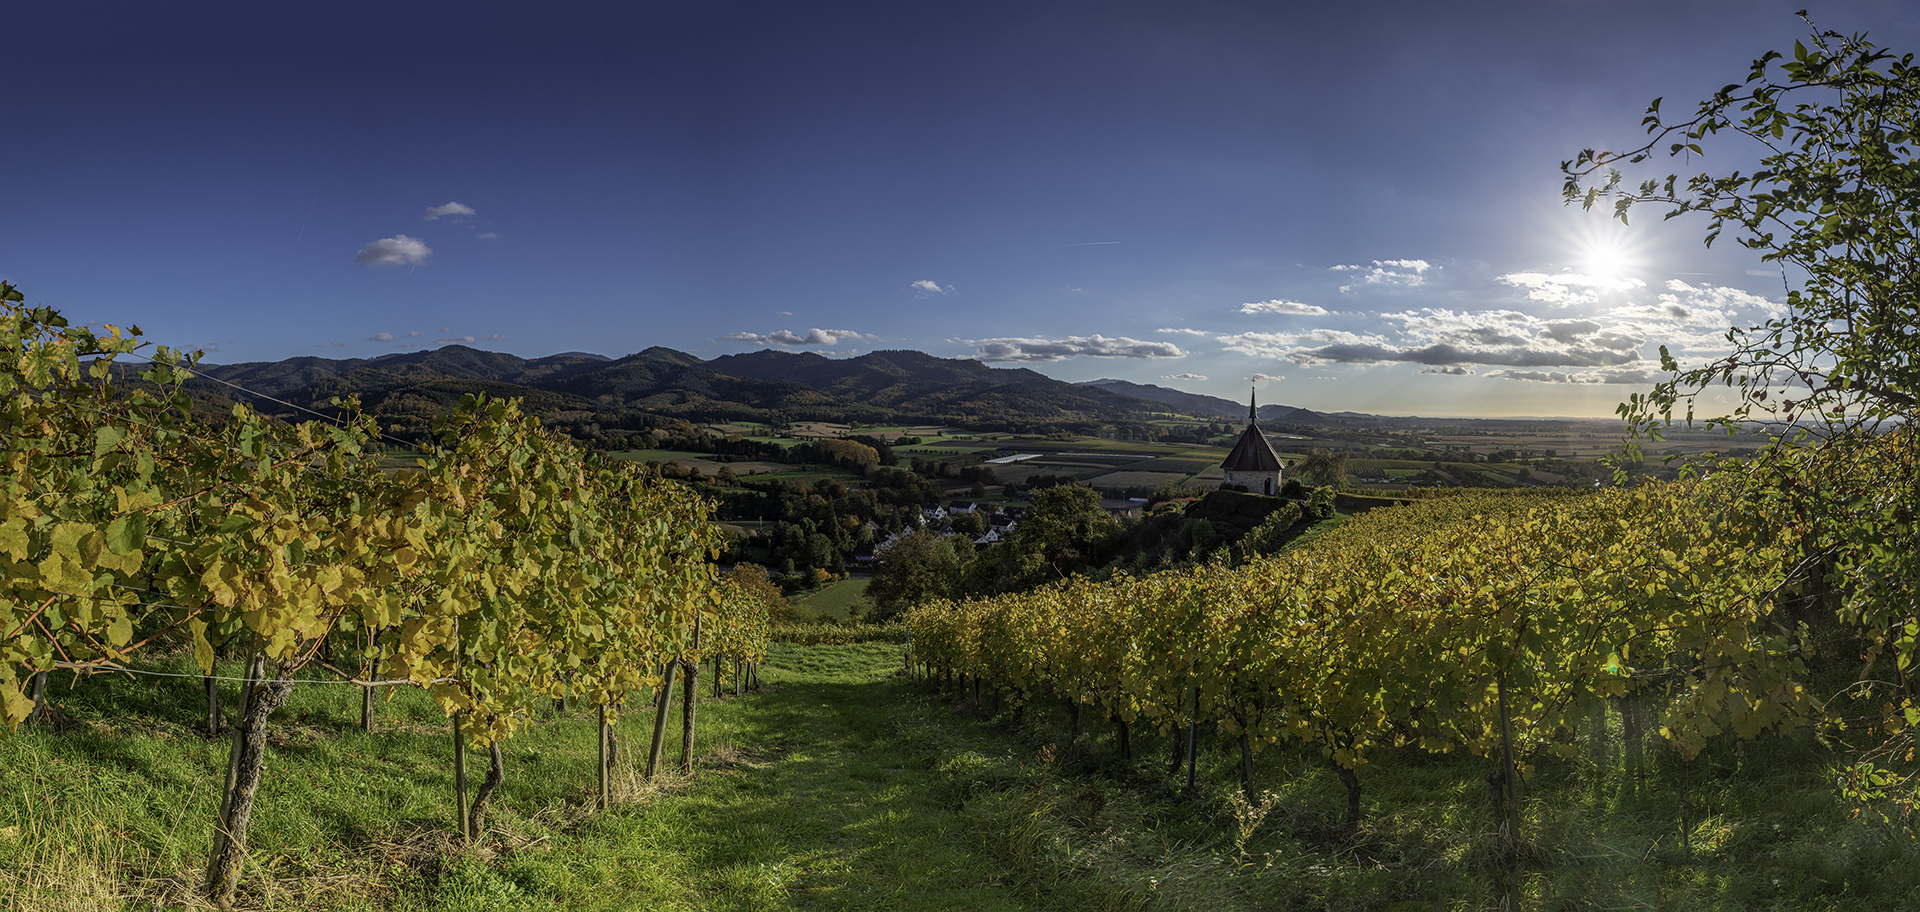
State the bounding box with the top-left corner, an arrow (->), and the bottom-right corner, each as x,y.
11,274 -> 1920,908
909,445 -> 1920,899
0,285 -> 773,909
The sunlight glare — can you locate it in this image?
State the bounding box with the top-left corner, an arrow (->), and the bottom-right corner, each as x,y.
1567,218 -> 1645,286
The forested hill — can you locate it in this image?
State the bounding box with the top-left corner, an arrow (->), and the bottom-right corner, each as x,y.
177,345 -> 1310,435
1074,377 -> 1326,423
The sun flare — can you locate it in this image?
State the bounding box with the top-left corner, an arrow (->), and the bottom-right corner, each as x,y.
1570,220 -> 1643,284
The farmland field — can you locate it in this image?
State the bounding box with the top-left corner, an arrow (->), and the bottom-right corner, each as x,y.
609,451 -> 798,477
788,577 -> 872,622
1080,470 -> 1188,489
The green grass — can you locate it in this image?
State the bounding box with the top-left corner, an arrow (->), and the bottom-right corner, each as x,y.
11,640 -> 1920,911
787,577 -> 871,622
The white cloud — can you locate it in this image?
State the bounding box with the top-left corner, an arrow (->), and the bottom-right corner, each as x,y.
1161,372 -> 1209,382
368,332 -> 395,342
489,334 -> 508,341
1485,367 -> 1660,385
355,235 -> 432,267
436,335 -> 478,345
423,202 -> 477,222
1497,270 -> 1644,306
971,335 -> 1186,362
1156,327 -> 1210,336
1658,279 -> 1783,319
1217,328 -> 1384,359
911,280 -> 955,297
724,328 -> 872,347
1224,310 -> 1647,369
407,331 -> 422,338
330,341 -> 345,348
1332,259 -> 1433,293
1419,366 -> 1476,376
476,231 -> 501,240
1251,372 -> 1285,383
1240,299 -> 1329,316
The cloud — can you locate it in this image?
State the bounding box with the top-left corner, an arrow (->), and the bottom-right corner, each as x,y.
1657,279 -> 1783,319
407,331 -> 422,338
489,334 -> 508,341
1221,311 -> 1648,369
355,235 -> 432,267
423,202 -> 476,222
1497,270 -> 1644,306
330,341 -> 345,348
1537,319 -> 1604,345
1287,341 -> 1640,368
911,280 -> 955,297
1332,259 -> 1433,293
476,232 -> 501,240
1419,366 -> 1476,375
970,335 -> 1187,362
1485,368 -> 1659,385
1240,299 -> 1328,316
368,332 -> 395,342
724,328 -> 872,347
1251,372 -> 1285,383
1161,372 -> 1209,382
1156,327 -> 1210,336
436,335 -> 478,345
1217,328 -> 1384,359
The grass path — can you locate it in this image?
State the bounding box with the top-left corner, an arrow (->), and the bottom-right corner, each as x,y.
474,645 -> 1055,912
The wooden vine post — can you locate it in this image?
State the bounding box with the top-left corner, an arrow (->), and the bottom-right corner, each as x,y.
645,660 -> 677,779
361,636 -> 380,734
1184,680 -> 1200,793
453,711 -> 469,839
28,670 -> 47,727
205,653 -> 298,909
597,704 -> 611,811
680,615 -> 702,775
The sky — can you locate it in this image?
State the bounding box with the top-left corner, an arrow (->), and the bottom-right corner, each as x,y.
6,0 -> 1918,419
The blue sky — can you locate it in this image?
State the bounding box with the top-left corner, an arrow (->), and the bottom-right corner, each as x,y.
5,0 -> 1915,418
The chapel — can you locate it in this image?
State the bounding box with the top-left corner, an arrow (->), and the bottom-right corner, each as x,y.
1220,392 -> 1283,496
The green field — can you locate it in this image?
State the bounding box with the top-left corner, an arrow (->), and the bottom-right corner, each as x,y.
788,577 -> 871,622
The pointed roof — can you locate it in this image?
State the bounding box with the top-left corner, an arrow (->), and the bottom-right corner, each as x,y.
1221,389 -> 1282,472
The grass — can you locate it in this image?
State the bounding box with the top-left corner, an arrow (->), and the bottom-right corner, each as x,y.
787,577 -> 871,622
10,639 -> 1920,910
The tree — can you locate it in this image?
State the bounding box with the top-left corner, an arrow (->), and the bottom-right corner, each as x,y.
1565,14 -> 1920,790
866,528 -> 963,622
981,483 -> 1119,592
1294,448 -> 1350,487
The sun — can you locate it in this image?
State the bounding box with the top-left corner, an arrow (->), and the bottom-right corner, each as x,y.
1584,239 -> 1629,281
1570,219 -> 1643,284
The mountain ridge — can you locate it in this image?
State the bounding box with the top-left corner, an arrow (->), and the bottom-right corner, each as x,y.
184,345 -> 1322,432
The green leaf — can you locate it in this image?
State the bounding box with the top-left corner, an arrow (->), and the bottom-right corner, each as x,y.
93,425 -> 126,457
104,513 -> 146,555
